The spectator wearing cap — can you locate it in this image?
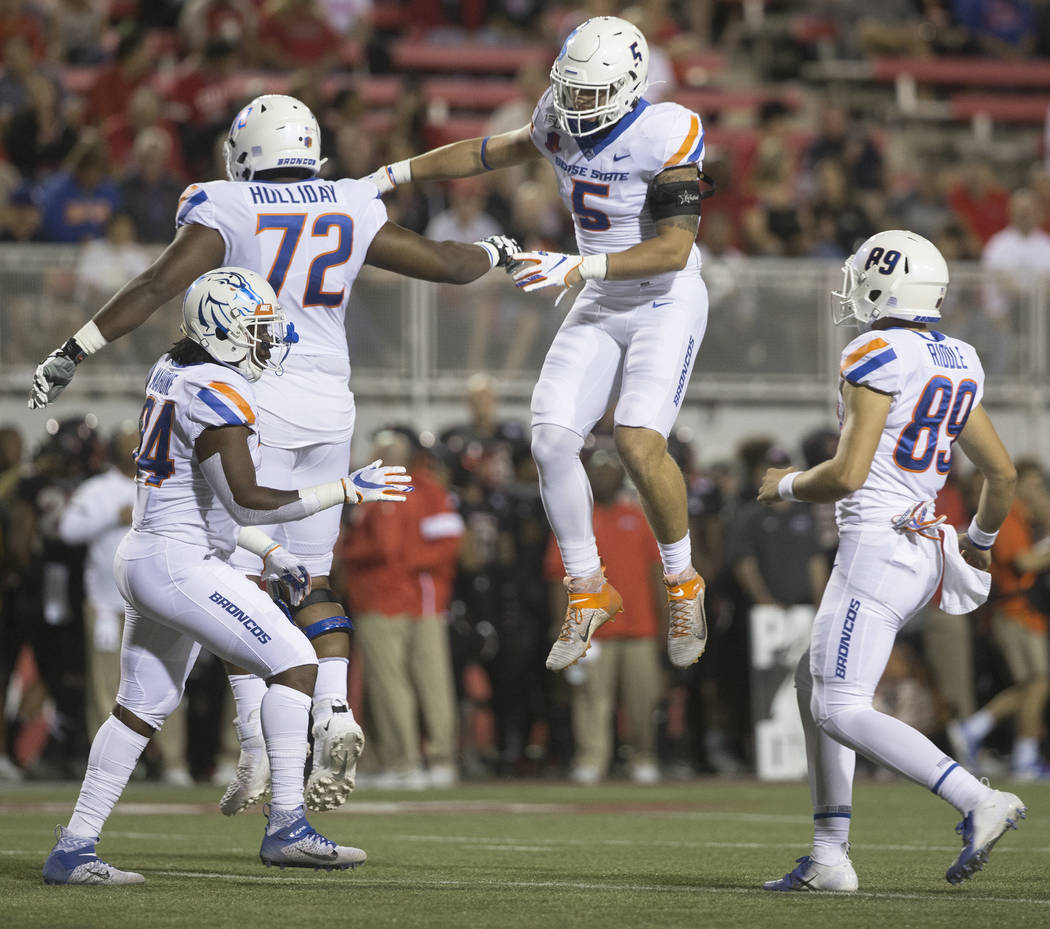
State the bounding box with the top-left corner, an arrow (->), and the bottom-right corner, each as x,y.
0,183 -> 43,242
729,445 -> 829,611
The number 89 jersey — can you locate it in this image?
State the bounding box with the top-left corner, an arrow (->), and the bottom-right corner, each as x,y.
176,176 -> 387,448
835,327 -> 985,529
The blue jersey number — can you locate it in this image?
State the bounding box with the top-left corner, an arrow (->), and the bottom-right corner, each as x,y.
257,213 -> 355,306
571,180 -> 611,232
893,376 -> 977,474
136,396 -> 176,486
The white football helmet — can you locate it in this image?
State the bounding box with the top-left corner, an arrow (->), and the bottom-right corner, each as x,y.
181,268 -> 295,381
550,16 -> 649,137
833,230 -> 949,327
224,94 -> 324,182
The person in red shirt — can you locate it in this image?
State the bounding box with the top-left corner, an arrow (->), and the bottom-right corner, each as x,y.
337,429 -> 463,789
947,158 -> 1010,248
85,30 -> 155,125
544,449 -> 666,784
257,0 -> 343,71
949,460 -> 1050,779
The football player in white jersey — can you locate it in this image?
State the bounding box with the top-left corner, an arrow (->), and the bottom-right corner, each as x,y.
28,94 -> 519,814
756,231 -> 1026,891
43,268 -> 413,884
363,16 -> 712,672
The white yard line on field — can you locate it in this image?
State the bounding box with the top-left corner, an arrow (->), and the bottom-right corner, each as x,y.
150,870 -> 1050,905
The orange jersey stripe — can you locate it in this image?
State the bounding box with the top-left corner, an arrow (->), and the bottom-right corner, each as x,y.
839,337 -> 889,375
663,115 -> 700,168
207,381 -> 256,425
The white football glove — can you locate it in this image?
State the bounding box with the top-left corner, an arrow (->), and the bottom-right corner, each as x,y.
261,544 -> 311,608
510,250 -> 583,306
361,166 -> 397,194
343,459 -> 413,503
28,342 -> 81,409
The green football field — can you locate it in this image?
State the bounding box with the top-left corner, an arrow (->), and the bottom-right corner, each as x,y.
1,779 -> 1046,929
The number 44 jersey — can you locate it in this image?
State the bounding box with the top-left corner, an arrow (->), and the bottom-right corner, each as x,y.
835,326 -> 985,530
176,177 -> 388,448
133,355 -> 261,555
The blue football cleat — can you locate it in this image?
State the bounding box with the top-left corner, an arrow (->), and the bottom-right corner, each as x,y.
43,827 -> 145,885
763,854 -> 858,892
946,789 -> 1026,885
260,808 -> 366,871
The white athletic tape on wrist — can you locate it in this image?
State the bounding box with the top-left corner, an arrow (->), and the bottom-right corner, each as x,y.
299,480 -> 348,515
579,254 -> 608,281
777,471 -> 800,502
237,526 -> 279,558
388,160 -> 412,187
73,320 -> 107,354
966,516 -> 998,550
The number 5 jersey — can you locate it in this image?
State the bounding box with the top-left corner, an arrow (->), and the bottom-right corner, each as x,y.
836,326 -> 985,529
175,177 -> 388,448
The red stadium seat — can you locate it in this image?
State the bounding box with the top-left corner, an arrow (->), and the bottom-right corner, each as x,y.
873,57 -> 1050,87
423,115 -> 489,148
951,94 -> 1050,124
675,88 -> 805,117
422,78 -> 520,111
391,39 -> 552,74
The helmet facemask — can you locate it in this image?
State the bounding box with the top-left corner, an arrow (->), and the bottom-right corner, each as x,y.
550,67 -> 642,137
181,269 -> 297,382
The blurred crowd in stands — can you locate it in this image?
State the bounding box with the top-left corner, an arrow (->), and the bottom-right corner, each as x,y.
1,373 -> 1048,786
3,0 -> 1050,271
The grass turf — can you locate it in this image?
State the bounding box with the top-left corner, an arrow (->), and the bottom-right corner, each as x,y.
1,778 -> 1046,929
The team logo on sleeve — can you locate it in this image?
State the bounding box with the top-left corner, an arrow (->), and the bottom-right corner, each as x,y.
545,132 -> 561,154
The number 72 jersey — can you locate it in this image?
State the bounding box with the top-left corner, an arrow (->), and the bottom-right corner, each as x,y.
835,326 -> 985,528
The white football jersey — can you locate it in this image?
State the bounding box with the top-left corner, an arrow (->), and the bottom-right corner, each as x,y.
176,177 -> 388,447
132,355 -> 261,555
529,90 -> 704,295
835,327 -> 985,529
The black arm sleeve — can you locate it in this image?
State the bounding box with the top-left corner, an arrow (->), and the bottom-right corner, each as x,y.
647,170 -> 717,222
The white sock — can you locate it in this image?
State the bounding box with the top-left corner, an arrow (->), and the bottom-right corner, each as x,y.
798,673 -> 855,864
228,673 -> 267,758
261,683 -> 311,815
931,758 -> 990,813
962,709 -> 995,743
313,657 -> 349,721
1012,736 -> 1039,771
532,423 -> 600,578
68,715 -> 150,839
658,533 -> 692,578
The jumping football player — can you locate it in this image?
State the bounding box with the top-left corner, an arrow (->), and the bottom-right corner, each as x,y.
364,16 -> 712,672
28,95 -> 519,814
758,231 -> 1026,890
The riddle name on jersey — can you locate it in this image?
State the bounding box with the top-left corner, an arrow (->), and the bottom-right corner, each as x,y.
836,326 -> 984,527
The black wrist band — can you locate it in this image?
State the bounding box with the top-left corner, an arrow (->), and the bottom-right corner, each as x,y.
61,337 -> 86,364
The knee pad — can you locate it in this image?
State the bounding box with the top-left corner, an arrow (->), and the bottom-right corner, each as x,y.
301,615 -> 353,641
531,422 -> 583,470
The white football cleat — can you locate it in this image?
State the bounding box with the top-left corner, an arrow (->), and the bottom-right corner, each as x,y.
763,854 -> 858,892
260,807 -> 366,871
43,827 -> 145,886
219,712 -> 271,816
306,700 -> 365,812
546,570 -> 623,671
665,570 -> 708,668
946,789 -> 1026,884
